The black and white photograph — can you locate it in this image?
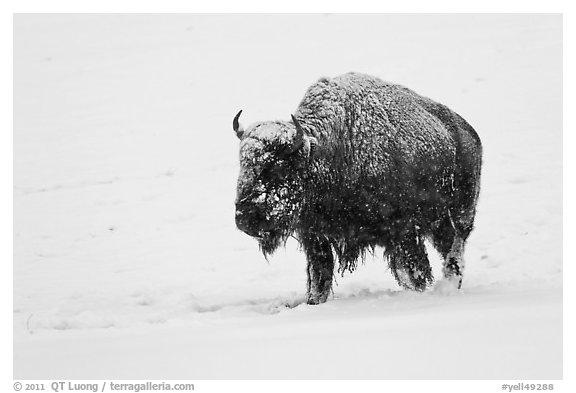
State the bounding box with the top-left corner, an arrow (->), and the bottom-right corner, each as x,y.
12,11 -> 564,385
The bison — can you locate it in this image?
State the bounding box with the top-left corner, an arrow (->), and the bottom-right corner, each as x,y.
233,72 -> 482,305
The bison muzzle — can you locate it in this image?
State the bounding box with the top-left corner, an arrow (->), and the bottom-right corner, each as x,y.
232,73 -> 482,305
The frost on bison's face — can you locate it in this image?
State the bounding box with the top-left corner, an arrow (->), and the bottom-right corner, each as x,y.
233,113 -> 314,257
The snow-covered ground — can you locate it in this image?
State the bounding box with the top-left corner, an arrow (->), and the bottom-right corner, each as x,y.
13,14 -> 562,379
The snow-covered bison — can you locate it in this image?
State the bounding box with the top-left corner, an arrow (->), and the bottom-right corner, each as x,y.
233,73 -> 482,305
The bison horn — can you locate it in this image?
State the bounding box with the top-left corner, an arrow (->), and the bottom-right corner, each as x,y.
289,114 -> 305,154
233,110 -> 245,139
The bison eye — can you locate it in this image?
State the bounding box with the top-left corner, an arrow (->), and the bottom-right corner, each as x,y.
273,165 -> 290,180
260,165 -> 287,182
276,144 -> 292,158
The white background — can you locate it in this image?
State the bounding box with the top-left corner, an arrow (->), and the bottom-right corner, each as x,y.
6,6 -> 570,390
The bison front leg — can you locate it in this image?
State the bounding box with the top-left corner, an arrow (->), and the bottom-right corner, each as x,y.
302,235 -> 334,305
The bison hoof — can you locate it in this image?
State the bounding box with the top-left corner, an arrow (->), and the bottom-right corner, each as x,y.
306,292 -> 329,305
393,267 -> 429,292
434,276 -> 463,295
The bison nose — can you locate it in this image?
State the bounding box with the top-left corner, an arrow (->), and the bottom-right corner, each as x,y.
235,210 -> 260,237
235,210 -> 245,227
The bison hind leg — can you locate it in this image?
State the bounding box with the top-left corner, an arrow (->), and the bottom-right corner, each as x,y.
387,231 -> 433,291
442,237 -> 465,289
431,212 -> 473,289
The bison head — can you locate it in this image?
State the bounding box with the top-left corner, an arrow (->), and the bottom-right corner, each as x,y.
233,110 -> 317,256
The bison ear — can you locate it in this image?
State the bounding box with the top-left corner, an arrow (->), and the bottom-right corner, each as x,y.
307,136 -> 318,159
233,110 -> 245,139
291,115 -> 319,159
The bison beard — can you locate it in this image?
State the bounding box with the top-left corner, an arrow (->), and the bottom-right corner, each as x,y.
258,230 -> 289,258
233,72 -> 482,305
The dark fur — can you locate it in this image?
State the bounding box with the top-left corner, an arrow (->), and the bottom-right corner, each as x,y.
234,73 -> 482,304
